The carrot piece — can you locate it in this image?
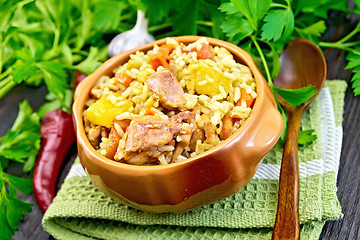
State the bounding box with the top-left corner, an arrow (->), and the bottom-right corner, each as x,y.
115,73 -> 134,87
144,98 -> 155,115
105,119 -> 131,160
237,88 -> 256,108
196,43 -> 214,59
150,53 -> 169,70
159,44 -> 174,58
220,113 -> 233,140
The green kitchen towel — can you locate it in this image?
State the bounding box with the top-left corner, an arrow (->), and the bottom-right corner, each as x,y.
43,80 -> 347,240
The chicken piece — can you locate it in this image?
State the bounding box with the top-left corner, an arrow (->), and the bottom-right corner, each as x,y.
169,111 -> 196,134
147,69 -> 185,109
219,113 -> 233,140
124,115 -> 173,153
169,111 -> 197,161
189,127 -> 205,152
88,125 -> 101,147
125,152 -> 150,166
105,127 -> 121,160
202,115 -> 220,145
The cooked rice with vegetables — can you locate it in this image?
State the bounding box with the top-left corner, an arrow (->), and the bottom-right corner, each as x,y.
83,37 -> 257,165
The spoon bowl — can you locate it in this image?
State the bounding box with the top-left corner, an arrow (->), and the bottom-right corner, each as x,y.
274,38 -> 326,109
271,38 -> 326,240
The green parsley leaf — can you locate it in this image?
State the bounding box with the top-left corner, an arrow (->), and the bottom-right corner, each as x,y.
274,85 -> 318,107
354,0 -> 360,14
261,8 -> 295,42
221,14 -> 254,44
295,0 -> 348,18
0,100 -> 40,164
11,49 -> 69,106
296,20 -> 327,37
11,49 -> 37,84
0,170 -> 33,238
346,49 -> 360,96
0,130 -> 40,163
74,47 -> 102,75
218,2 -> 238,15
345,48 -> 360,69
36,61 -> 68,100
4,191 -> 33,231
172,0 -> 199,35
0,199 -> 14,240
94,0 -> 127,31
0,0 -> 15,33
37,89 -> 73,118
11,100 -> 39,132
210,8 -> 225,40
230,0 -> 271,30
278,103 -> 288,142
4,173 -> 33,195
139,0 -> 176,24
298,129 -> 317,145
75,3 -> 92,50
22,155 -> 36,173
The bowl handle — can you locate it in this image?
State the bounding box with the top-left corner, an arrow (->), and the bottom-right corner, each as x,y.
240,98 -> 283,164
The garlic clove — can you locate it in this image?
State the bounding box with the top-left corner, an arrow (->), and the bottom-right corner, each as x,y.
109,10 -> 155,57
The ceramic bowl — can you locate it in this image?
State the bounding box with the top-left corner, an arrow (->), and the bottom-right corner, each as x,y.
73,36 -> 283,213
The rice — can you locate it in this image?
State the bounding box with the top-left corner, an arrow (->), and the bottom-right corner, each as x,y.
83,37 -> 257,166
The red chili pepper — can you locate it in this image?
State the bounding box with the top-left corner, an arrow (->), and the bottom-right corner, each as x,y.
74,70 -> 87,87
33,110 -> 76,213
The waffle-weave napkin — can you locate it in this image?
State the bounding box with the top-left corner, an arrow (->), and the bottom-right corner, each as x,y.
42,80 -> 347,240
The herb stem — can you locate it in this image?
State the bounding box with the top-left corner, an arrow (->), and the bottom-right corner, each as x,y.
119,12 -> 132,22
197,20 -> 213,27
318,42 -> 354,52
148,23 -> 172,33
337,21 -> 360,44
251,36 -> 273,86
0,68 -> 12,81
0,75 -> 13,89
0,78 -> 17,99
270,3 -> 288,9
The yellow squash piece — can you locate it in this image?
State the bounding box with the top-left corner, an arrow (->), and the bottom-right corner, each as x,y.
86,96 -> 132,128
192,61 -> 232,97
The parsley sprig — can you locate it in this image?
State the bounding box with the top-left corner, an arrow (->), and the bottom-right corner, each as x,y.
0,100 -> 40,239
0,0 -> 130,110
219,0 -> 335,142
319,20 -> 360,96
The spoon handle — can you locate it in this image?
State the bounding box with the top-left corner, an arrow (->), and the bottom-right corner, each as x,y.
272,105 -> 305,240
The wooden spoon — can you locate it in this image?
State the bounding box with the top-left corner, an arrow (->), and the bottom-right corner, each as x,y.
271,38 -> 326,240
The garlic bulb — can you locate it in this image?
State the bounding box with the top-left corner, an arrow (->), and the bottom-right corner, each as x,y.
108,10 -> 155,57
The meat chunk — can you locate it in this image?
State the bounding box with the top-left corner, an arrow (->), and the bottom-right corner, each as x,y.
219,113 -> 233,140
124,115 -> 173,152
189,127 -> 205,152
202,115 -> 220,145
169,111 -> 197,161
105,127 -> 121,160
169,111 -> 196,135
147,69 -> 185,109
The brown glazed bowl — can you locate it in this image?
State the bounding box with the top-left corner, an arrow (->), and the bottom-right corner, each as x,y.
73,36 -> 283,213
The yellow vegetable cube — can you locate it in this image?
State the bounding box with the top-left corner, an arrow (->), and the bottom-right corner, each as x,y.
192,61 -> 232,97
86,96 -> 132,128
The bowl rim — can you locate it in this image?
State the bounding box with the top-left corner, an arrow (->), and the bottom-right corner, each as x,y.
73,35 -> 272,172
